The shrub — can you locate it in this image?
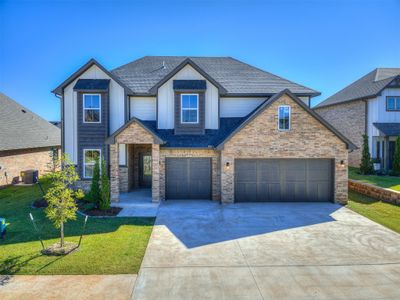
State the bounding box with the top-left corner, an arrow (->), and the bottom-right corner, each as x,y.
99,158 -> 111,211
359,134 -> 374,175
392,137 -> 400,176
88,158 -> 101,205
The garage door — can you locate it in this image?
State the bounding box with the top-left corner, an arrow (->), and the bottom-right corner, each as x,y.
166,158 -> 211,200
235,159 -> 333,202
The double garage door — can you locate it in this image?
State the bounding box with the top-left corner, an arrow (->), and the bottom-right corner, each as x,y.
235,159 -> 333,202
165,157 -> 333,202
166,158 -> 211,200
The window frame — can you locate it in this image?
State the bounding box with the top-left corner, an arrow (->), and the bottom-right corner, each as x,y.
83,93 -> 101,123
386,96 -> 400,112
180,93 -> 199,124
278,105 -> 291,131
83,148 -> 101,179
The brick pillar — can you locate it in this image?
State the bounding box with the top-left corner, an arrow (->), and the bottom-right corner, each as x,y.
221,153 -> 234,203
110,143 -> 119,202
151,144 -> 160,202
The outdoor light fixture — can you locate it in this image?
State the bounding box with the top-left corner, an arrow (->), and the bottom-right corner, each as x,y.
225,162 -> 230,170
340,160 -> 345,166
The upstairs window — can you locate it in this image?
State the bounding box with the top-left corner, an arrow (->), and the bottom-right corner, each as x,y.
84,149 -> 101,178
181,94 -> 199,124
278,105 -> 291,131
83,94 -> 101,123
386,96 -> 400,111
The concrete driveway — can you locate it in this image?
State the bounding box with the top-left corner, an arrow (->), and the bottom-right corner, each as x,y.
132,201 -> 400,300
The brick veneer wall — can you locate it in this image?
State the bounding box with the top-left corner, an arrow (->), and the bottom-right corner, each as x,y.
349,179 -> 400,205
159,149 -> 220,201
314,100 -> 365,167
221,94 -> 349,204
0,146 -> 60,186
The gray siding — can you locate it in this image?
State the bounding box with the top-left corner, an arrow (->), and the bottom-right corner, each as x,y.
77,92 -> 109,179
174,92 -> 205,135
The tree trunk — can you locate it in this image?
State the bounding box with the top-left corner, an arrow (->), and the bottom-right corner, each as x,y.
60,222 -> 64,248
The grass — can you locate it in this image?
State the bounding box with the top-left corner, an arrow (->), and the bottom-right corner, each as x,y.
0,178 -> 154,275
347,190 -> 400,234
348,167 -> 400,191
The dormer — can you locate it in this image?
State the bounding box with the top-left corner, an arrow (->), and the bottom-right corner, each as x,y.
151,59 -> 226,132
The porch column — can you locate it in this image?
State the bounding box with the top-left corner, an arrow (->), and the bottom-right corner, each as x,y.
110,143 -> 120,202
151,144 -> 160,202
384,136 -> 390,171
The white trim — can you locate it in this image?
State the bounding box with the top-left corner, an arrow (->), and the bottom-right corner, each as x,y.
83,148 -> 101,179
83,93 -> 101,123
180,93 -> 199,124
278,105 -> 291,131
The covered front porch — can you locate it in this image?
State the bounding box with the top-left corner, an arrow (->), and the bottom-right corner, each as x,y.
106,118 -> 164,203
372,123 -> 400,171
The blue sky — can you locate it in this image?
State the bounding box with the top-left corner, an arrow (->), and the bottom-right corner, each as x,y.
1,0 -> 399,121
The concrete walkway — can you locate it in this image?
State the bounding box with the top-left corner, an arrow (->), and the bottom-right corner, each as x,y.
112,189 -> 159,217
132,201 -> 400,299
0,275 -> 136,300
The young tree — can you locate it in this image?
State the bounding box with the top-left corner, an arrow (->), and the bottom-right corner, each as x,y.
89,158 -> 101,205
99,158 -> 110,210
46,148 -> 60,173
359,134 -> 374,175
44,155 -> 80,248
392,136 -> 400,175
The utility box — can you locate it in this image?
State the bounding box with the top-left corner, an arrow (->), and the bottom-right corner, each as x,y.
21,170 -> 39,184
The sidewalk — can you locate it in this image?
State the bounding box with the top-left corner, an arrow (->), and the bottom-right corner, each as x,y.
0,275 -> 136,300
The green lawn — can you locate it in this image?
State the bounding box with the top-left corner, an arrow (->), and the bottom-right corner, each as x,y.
347,190 -> 400,234
348,167 -> 400,191
0,179 -> 154,275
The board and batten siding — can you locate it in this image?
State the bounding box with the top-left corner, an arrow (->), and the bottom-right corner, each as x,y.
63,64 -> 125,163
157,64 -> 219,129
367,88 -> 400,150
220,97 -> 267,117
130,97 -> 156,120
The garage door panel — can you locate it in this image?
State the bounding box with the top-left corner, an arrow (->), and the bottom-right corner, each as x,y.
235,159 -> 333,202
258,161 -> 280,181
236,160 -> 257,182
308,181 -> 332,202
236,182 -> 257,202
257,183 -> 281,202
166,158 -> 211,200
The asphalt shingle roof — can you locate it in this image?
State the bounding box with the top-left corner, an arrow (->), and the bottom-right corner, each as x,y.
315,68 -> 400,108
73,79 -> 110,90
0,92 -> 61,151
111,56 -> 319,96
373,123 -> 400,136
141,117 -> 247,148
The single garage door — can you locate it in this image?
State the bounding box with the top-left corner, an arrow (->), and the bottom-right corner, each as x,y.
235,159 -> 333,202
166,158 -> 211,200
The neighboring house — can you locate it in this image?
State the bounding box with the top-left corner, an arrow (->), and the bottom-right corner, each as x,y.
0,92 -> 61,186
50,121 -> 62,128
314,68 -> 400,170
52,56 -> 354,204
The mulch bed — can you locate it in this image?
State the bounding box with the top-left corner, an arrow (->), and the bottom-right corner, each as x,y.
41,242 -> 78,256
84,207 -> 122,217
32,198 -> 48,208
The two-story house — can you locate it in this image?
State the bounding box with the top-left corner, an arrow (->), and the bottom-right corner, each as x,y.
52,56 -> 354,204
314,68 -> 400,171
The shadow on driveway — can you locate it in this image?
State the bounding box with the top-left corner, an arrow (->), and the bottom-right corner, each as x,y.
156,201 -> 341,248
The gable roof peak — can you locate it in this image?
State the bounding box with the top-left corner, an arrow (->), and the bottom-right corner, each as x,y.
52,58 -> 133,95
217,89 -> 355,150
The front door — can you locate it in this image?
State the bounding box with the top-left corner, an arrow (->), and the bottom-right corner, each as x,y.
139,153 -> 152,188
